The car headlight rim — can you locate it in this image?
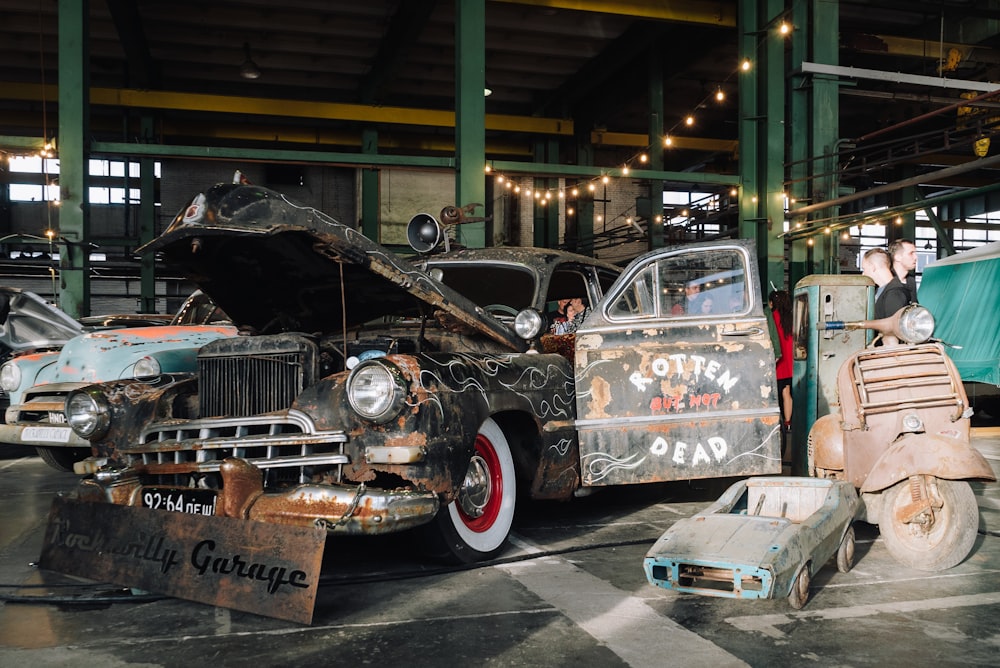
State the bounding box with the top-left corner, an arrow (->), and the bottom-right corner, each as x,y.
65,390 -> 111,440
346,360 -> 408,423
0,362 -> 21,392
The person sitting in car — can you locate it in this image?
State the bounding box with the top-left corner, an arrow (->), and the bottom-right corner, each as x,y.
550,297 -> 590,334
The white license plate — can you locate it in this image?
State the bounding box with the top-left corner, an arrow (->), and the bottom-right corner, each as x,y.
22,426 -> 73,443
141,488 -> 218,516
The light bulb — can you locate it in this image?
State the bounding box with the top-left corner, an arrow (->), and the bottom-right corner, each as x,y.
685,115 -> 694,126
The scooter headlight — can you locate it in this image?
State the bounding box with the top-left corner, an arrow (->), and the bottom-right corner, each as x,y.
346,360 -> 407,423
66,390 -> 111,440
0,362 -> 21,392
896,305 -> 935,344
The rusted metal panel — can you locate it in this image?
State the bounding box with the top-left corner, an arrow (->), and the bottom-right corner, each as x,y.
575,327 -> 781,484
39,495 -> 326,625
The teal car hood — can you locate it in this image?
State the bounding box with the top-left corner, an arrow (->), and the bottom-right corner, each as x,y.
14,324 -> 237,394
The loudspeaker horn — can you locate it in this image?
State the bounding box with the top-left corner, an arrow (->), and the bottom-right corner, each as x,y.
406,213 -> 446,253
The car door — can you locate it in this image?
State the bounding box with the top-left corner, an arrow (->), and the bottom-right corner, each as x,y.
573,240 -> 782,486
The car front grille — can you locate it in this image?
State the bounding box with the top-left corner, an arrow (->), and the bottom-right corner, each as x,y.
197,333 -> 318,418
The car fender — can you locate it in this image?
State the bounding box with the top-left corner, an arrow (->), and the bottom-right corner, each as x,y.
861,433 -> 997,493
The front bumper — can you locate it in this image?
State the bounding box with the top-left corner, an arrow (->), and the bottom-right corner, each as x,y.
77,456 -> 440,535
0,422 -> 90,449
643,556 -> 774,600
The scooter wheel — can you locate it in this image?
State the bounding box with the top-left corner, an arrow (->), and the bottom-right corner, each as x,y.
879,477 -> 978,571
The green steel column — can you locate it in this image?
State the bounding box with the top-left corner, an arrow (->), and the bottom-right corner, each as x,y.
454,0 -> 486,248
57,0 -> 90,318
738,0 -> 760,248
894,165 -> 918,243
139,116 -> 156,313
576,142 -> 595,256
787,0 -> 810,288
647,49 -> 664,250
762,0 -> 786,297
810,0 -> 839,274
361,128 -> 380,240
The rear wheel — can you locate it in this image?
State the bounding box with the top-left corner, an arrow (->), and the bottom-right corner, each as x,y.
36,446 -> 89,472
879,476 -> 979,571
428,418 -> 516,564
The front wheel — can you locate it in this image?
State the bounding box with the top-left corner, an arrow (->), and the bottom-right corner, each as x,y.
879,477 -> 979,571
427,418 -> 516,564
36,446 -> 89,472
787,564 -> 810,609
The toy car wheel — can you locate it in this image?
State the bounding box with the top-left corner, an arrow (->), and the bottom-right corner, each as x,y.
836,525 -> 856,573
428,418 -> 516,564
787,564 -> 810,610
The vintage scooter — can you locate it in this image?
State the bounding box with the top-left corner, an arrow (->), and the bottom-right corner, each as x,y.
807,304 -> 996,571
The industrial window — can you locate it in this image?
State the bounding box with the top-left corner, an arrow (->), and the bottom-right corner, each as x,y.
6,156 -> 161,204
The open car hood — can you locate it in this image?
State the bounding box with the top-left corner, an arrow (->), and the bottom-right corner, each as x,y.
140,184 -> 525,352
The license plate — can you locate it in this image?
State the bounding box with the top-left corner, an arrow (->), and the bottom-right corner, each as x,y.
22,426 -> 72,443
141,488 -> 218,516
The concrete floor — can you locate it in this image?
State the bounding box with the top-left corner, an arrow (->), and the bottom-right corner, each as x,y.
1,430 -> 998,668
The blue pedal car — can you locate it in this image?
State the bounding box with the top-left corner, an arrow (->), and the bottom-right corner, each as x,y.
643,477 -> 859,609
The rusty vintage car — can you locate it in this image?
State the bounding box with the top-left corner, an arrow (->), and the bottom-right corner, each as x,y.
65,183 -> 782,563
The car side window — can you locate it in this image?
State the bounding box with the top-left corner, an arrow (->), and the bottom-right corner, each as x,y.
662,249 -> 748,317
608,265 -> 656,318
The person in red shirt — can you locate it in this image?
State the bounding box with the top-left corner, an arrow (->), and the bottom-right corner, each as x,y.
769,289 -> 793,457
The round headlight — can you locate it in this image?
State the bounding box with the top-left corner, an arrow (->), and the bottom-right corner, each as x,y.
514,309 -> 544,339
346,360 -> 407,423
66,390 -> 111,440
0,362 -> 21,392
133,356 -> 161,379
897,305 -> 935,344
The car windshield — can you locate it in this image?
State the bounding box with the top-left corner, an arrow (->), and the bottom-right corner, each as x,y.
427,262 -> 537,312
171,291 -> 232,326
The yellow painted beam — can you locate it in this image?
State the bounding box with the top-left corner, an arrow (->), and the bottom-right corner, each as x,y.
2,83 -> 572,136
492,0 -> 736,27
591,130 -> 738,154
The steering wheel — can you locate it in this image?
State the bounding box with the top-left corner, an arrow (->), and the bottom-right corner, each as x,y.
484,303 -> 518,317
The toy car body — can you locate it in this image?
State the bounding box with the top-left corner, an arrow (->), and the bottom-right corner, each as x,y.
0,290 -> 237,470
643,476 -> 859,608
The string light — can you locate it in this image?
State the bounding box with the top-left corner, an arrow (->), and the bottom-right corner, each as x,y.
779,21 -> 791,35
482,34 -> 777,229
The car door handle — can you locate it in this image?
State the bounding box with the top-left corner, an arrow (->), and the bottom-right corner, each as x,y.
722,327 -> 763,336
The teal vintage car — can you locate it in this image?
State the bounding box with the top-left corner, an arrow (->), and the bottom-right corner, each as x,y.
643,476 -> 859,609
0,291 -> 238,471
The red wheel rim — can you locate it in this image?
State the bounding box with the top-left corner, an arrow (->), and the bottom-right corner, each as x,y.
458,433 -> 504,532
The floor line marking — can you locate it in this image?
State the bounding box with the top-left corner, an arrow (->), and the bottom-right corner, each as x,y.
819,567 -> 1000,589
0,457 -> 33,471
497,550 -> 748,668
725,591 -> 1000,639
